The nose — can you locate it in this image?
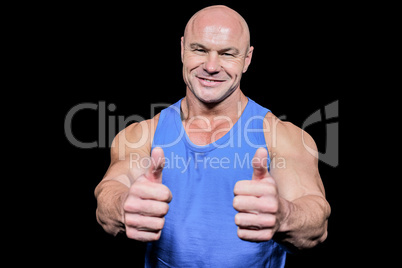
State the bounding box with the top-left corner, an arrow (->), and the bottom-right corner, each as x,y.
203,52 -> 221,74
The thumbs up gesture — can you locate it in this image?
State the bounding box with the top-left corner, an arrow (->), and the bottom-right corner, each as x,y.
233,148 -> 282,242
123,147 -> 172,242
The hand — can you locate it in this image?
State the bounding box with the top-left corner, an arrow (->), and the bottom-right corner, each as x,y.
233,147 -> 281,242
123,147 -> 172,242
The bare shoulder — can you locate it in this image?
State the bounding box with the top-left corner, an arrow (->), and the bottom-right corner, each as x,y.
110,113 -> 161,163
263,112 -> 325,200
263,112 -> 318,158
100,114 -> 161,185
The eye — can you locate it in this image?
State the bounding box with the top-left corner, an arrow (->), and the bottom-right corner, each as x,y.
195,49 -> 206,53
223,53 -> 233,57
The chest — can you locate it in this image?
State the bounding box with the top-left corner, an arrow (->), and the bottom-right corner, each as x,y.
183,118 -> 233,146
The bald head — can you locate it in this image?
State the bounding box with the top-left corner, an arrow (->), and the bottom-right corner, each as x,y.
180,6 -> 254,104
183,5 -> 250,52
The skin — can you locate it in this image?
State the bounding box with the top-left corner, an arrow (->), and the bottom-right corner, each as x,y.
181,5 -> 252,106
95,5 -> 330,249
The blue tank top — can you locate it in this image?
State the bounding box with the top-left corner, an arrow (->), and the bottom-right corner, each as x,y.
147,98 -> 287,267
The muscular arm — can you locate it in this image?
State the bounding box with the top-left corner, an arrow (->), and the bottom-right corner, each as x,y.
233,113 -> 330,250
268,114 -> 331,249
94,116 -> 159,236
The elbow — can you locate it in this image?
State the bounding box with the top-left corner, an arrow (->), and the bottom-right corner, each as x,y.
94,180 -> 127,237
318,227 -> 328,244
313,220 -> 329,247
293,223 -> 328,251
319,199 -> 331,244
316,200 -> 330,245
296,200 -> 331,250
96,207 -> 125,237
309,200 -> 331,248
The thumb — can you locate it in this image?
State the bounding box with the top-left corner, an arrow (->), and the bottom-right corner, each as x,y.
251,147 -> 269,181
145,147 -> 165,183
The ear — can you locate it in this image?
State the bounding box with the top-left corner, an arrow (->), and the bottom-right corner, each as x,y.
243,46 -> 254,73
181,36 -> 184,63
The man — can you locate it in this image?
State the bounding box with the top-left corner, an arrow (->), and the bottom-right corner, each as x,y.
95,5 -> 330,267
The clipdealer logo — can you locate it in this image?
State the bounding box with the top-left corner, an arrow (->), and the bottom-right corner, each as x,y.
64,102 -> 171,149
64,100 -> 339,167
302,100 -> 339,167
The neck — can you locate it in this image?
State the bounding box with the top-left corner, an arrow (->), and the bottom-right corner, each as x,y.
181,88 -> 248,121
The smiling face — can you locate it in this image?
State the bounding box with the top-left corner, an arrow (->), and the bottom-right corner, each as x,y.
181,6 -> 253,104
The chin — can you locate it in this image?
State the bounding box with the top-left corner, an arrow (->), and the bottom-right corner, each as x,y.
199,87 -> 238,104
193,89 -> 226,104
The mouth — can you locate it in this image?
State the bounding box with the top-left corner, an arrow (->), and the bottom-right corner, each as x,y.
196,76 -> 226,87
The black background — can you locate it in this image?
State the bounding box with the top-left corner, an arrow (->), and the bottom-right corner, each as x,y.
53,1 -> 360,267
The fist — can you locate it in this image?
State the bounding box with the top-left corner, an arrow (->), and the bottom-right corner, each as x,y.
123,147 -> 172,242
233,148 -> 280,242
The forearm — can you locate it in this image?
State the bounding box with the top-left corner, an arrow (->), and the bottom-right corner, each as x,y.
276,195 -> 331,250
95,179 -> 129,236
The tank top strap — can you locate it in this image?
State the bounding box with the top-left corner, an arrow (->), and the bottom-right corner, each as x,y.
240,98 -> 271,150
152,99 -> 184,149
